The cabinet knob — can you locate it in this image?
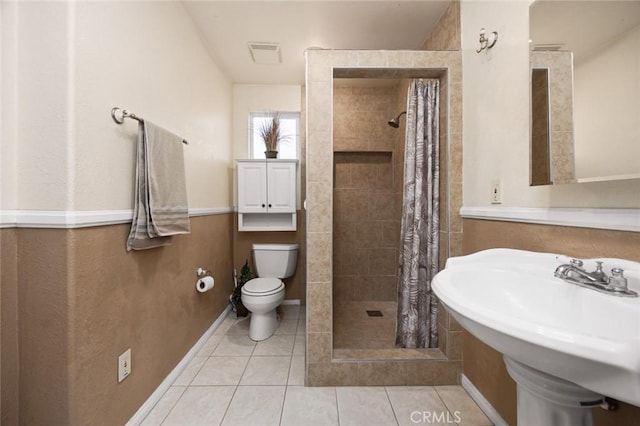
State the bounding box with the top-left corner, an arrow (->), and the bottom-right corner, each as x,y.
262,204 -> 265,208
268,204 -> 272,208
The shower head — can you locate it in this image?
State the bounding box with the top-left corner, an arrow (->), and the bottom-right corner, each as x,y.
387,111 -> 406,128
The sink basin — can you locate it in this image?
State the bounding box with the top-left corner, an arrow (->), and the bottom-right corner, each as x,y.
432,248 -> 640,410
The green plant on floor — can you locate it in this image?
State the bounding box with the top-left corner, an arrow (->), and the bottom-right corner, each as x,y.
231,260 -> 254,317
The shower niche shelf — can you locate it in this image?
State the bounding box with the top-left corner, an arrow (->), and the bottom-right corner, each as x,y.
333,149 -> 393,155
333,151 -> 394,191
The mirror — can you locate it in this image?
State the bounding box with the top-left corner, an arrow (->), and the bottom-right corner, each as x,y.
529,1 -> 640,185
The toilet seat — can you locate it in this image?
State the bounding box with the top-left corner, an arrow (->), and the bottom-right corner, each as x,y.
241,278 -> 284,296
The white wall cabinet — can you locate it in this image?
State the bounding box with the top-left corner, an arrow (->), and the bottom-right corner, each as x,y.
237,159 -> 297,231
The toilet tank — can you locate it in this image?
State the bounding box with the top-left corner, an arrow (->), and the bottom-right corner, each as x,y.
252,243 -> 299,278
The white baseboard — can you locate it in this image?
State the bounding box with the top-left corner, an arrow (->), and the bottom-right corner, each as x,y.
281,299 -> 301,305
126,305 -> 232,426
460,374 -> 508,426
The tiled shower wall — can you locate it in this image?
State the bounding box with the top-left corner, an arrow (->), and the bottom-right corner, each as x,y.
333,85 -> 400,302
332,79 -> 453,305
422,0 -> 463,263
333,152 -> 397,301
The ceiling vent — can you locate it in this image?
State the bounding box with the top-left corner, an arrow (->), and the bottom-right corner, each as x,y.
248,42 -> 282,65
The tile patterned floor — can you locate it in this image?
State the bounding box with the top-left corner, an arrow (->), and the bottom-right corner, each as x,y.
139,305 -> 493,426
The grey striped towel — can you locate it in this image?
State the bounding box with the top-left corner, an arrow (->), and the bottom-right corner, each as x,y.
127,120 -> 190,251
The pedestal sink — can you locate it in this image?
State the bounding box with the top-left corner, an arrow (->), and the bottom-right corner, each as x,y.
432,248 -> 640,426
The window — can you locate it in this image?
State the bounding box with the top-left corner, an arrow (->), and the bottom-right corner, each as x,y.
249,112 -> 300,159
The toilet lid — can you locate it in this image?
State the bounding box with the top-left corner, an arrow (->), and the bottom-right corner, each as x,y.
242,278 -> 284,296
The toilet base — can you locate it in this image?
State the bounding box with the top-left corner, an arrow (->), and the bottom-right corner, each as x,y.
248,309 -> 279,341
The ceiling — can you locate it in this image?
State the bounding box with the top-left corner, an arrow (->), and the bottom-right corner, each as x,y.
182,1 -> 450,85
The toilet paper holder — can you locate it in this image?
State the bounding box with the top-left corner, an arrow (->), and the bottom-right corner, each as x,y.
196,267 -> 211,278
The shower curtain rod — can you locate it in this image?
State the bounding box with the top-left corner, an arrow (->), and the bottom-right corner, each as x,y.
110,107 -> 189,145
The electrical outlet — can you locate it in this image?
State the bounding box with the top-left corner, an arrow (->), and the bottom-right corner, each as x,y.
491,180 -> 502,204
118,348 -> 131,383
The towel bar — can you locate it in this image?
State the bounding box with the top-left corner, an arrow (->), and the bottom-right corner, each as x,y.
111,107 -> 189,145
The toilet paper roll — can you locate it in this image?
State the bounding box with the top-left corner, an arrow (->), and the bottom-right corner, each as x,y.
196,276 -> 215,293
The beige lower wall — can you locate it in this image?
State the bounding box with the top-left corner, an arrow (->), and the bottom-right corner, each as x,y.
462,218 -> 640,426
232,212 -> 306,303
19,228 -> 73,424
1,214 -> 233,425
1,229 -> 19,425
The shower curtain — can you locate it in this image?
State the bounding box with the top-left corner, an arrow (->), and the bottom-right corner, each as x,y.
396,79 -> 440,349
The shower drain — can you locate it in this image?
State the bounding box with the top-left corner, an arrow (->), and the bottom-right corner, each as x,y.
366,310 -> 383,317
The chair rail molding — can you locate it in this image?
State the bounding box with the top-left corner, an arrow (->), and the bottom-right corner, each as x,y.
460,206 -> 640,233
0,207 -> 234,229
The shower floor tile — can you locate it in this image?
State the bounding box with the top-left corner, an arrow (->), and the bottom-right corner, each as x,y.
333,300 -> 398,350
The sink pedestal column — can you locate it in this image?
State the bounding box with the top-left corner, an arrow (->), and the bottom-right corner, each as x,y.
504,356 -> 603,426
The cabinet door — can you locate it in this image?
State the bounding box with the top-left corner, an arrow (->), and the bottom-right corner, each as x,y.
237,162 -> 267,213
266,161 -> 296,213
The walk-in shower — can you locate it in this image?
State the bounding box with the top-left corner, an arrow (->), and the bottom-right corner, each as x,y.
305,49 -> 462,386
332,75 -> 444,355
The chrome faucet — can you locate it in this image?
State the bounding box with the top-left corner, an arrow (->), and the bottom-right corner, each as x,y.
554,258 -> 638,297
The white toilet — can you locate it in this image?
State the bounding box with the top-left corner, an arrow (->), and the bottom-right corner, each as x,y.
241,243 -> 298,341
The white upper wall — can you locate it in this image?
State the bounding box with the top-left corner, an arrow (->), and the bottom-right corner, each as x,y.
574,25 -> 640,180
3,1 -> 234,212
232,84 -> 302,160
460,0 -> 640,208
74,1 -> 233,210
13,1 -> 74,211
1,1 -> 18,211
461,0 -> 534,207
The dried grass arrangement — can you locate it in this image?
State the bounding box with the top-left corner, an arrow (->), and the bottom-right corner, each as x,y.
259,113 -> 285,157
